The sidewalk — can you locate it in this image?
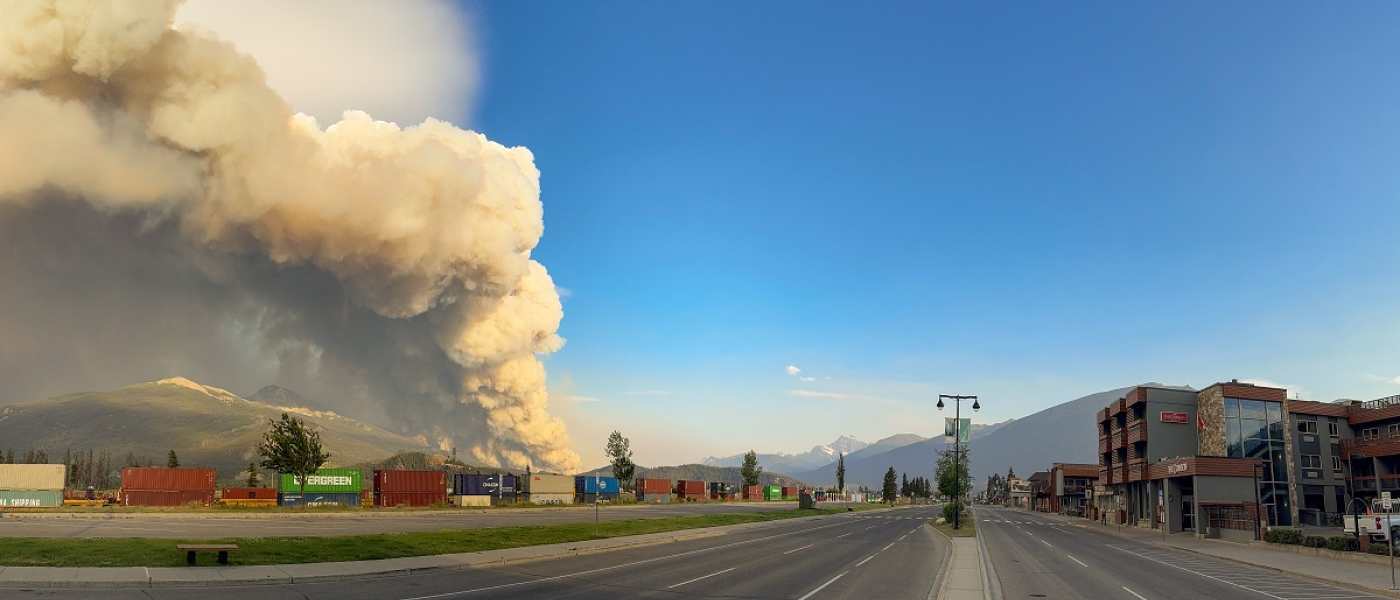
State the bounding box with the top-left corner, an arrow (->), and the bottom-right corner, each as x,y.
0,513 -> 839,588
1026,509 -> 1400,598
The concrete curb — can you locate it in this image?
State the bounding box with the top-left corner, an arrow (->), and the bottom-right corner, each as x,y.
0,510 -> 867,589
928,524 -> 956,600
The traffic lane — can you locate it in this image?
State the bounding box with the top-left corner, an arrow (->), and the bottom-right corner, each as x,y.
0,502 -> 806,539
980,507 -> 1132,600
0,510 -> 898,600
810,513 -> 944,600
980,506 -> 1386,600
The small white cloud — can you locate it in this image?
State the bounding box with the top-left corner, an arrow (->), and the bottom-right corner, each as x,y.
799,377 -> 816,382
624,390 -> 670,396
786,365 -> 802,376
1366,374 -> 1400,385
555,395 -> 600,403
555,286 -> 574,299
787,390 -> 892,404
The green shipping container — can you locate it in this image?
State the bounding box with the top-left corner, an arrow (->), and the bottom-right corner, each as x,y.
764,485 -> 782,501
0,490 -> 63,507
279,469 -> 362,493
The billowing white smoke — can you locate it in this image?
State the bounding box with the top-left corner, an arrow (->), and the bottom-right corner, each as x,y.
0,0 -> 580,473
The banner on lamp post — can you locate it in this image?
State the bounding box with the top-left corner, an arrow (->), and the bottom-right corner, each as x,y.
944,417 -> 971,444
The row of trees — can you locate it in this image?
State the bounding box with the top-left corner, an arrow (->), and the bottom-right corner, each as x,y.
605,431 -> 771,490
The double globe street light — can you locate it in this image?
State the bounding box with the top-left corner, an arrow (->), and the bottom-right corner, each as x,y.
938,394 -> 979,529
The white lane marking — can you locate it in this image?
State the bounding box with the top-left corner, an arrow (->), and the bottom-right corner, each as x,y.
1106,546 -> 1377,600
397,519 -> 850,600
882,543 -> 894,551
797,571 -> 848,600
864,525 -> 876,530
784,544 -> 814,555
667,567 -> 735,589
835,532 -> 852,538
856,555 -> 874,567
898,535 -> 907,541
1041,540 -> 1052,547
1123,586 -> 1149,600
1068,555 -> 1087,567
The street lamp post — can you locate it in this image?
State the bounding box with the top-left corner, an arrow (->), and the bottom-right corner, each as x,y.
938,394 -> 980,530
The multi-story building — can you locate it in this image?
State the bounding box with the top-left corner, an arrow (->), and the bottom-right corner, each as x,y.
1007,476 -> 1030,508
1027,471 -> 1051,512
1048,463 -> 1098,515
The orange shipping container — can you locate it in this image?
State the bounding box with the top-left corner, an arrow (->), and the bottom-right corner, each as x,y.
221,487 -> 276,500
121,468 -> 216,492
742,485 -> 763,500
373,470 -> 448,494
376,491 -> 448,507
635,478 -> 671,494
676,480 -> 706,499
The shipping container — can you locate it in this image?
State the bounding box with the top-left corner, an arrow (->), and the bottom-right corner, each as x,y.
122,490 -> 216,506
742,485 -> 763,500
580,492 -> 620,504
524,474 -> 573,495
782,486 -> 798,500
709,482 -> 736,501
219,499 -> 277,507
0,465 -> 65,491
121,467 -> 216,492
574,476 -> 620,495
221,487 -> 277,500
375,491 -> 448,507
454,495 -> 492,507
764,485 -> 782,501
635,478 -> 671,494
638,493 -> 673,503
528,492 -> 574,505
373,470 -> 447,494
278,469 -> 362,493
277,492 -> 360,507
676,480 -> 706,501
453,474 -> 517,496
814,491 -> 826,502
0,490 -> 63,507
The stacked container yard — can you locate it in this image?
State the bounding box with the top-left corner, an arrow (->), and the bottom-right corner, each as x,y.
763,485 -> 782,501
218,487 -> 276,507
813,490 -> 826,502
121,467 -> 216,506
741,484 -> 763,501
0,464 -> 66,507
676,479 -> 706,502
635,478 -> 673,503
277,469 -> 362,507
782,486 -> 798,500
373,470 -> 448,507
574,475 -> 620,504
452,473 -> 517,506
524,473 -> 574,505
709,482 -> 736,501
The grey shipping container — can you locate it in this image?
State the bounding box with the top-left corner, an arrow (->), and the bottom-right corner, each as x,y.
581,493 -> 620,504
277,492 -> 360,507
638,493 -> 673,503
524,474 -> 573,494
528,492 -> 574,505
0,465 -> 65,491
454,495 -> 492,507
0,490 -> 63,507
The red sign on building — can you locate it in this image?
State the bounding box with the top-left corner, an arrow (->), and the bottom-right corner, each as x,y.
1160,411 -> 1189,424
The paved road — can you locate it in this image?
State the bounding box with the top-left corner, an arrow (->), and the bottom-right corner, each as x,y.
0,506 -> 947,599
978,505 -> 1387,600
0,501 -> 838,538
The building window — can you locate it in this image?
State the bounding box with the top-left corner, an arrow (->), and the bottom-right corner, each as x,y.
1329,421 -> 1340,438
1364,428 -> 1380,440
1302,455 -> 1321,469
1298,421 -> 1317,434
1390,424 -> 1400,436
1333,456 -> 1343,472
1223,397 -> 1291,526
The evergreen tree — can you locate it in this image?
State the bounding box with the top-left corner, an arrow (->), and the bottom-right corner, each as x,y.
3,448 -> 11,464
166,450 -> 180,468
836,452 -> 846,493
245,462 -> 261,487
125,451 -> 140,467
740,450 -> 763,487
605,431 -> 636,491
900,472 -> 909,498
881,467 -> 898,504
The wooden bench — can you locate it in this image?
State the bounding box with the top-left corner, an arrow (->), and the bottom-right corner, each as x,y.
176,544 -> 238,565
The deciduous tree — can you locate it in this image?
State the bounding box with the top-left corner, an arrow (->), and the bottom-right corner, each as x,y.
257,412 -> 330,508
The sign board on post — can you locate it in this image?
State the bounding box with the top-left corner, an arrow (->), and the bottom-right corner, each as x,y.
944,417 -> 971,444
1383,491 -> 1392,511
1160,411 -> 1189,424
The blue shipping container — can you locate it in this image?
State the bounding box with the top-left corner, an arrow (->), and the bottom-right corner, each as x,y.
453,474 -> 517,496
276,492 -> 360,507
574,476 -> 620,495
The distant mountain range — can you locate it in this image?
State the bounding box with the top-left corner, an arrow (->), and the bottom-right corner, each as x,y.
579,464 -> 808,488
788,384 -> 1189,490
0,378 -> 440,481
701,435 -> 873,474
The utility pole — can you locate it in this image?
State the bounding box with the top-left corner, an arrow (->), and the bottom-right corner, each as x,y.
938,394 -> 980,530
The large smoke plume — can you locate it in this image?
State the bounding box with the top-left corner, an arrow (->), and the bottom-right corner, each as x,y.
0,0 -> 580,473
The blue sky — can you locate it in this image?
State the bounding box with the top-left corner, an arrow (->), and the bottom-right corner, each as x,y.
445,2 -> 1400,468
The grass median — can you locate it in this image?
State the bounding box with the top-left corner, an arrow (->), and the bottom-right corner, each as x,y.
0,506 -> 880,567
930,509 -> 977,538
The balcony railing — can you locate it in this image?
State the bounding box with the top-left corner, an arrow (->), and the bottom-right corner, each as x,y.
1357,395 -> 1400,412
1127,421 -> 1148,444
1341,431 -> 1400,451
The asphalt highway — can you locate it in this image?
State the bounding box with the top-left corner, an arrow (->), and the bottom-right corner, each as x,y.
0,506 -> 947,600
0,501 -> 821,538
978,505 -> 1387,600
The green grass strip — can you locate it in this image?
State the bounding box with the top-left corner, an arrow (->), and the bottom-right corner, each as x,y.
0,506 -> 880,567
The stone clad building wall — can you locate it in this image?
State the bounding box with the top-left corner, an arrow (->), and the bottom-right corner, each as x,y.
1198,386 -> 1226,457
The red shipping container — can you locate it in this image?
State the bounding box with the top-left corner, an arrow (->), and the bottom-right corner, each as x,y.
221,487 -> 276,500
782,486 -> 797,498
121,468 -> 216,492
634,478 -> 671,494
742,485 -> 763,500
373,470 -> 447,493
375,491 -> 448,507
122,490 -> 215,506
676,480 -> 706,500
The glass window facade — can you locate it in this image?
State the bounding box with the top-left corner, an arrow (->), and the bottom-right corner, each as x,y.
1223,398 -> 1291,526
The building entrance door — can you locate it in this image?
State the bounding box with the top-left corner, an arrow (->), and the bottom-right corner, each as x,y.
1182,495 -> 1195,532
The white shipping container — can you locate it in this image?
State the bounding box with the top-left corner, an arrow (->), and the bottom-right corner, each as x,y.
0,464 -> 66,491
525,474 -> 574,495
454,495 -> 492,507
528,493 -> 574,505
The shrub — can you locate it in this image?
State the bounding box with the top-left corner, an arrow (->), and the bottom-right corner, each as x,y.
942,502 -> 964,523
1326,534 -> 1359,552
1368,542 -> 1395,555
1301,535 -> 1328,548
1264,527 -> 1303,545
